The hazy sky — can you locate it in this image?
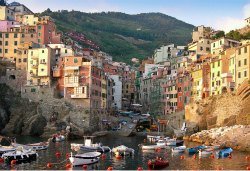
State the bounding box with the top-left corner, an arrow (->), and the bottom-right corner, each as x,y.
14,0 -> 250,33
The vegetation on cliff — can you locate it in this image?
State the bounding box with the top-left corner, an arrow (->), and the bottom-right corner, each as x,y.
39,10 -> 194,62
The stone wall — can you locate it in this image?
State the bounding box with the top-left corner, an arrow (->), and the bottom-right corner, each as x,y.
0,69 -> 26,93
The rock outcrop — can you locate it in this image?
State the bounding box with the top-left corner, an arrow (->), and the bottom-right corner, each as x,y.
0,84 -> 100,137
189,125 -> 250,152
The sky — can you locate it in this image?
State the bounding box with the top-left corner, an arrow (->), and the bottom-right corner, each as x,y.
13,0 -> 250,33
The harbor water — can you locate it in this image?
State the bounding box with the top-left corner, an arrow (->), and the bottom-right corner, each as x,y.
0,135 -> 249,170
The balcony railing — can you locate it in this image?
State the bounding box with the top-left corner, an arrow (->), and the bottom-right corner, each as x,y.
71,93 -> 88,99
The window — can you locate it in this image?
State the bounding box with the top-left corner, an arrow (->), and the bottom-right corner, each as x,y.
244,59 -> 247,65
42,50 -> 44,53
31,34 -> 33,38
18,59 -> 21,63
238,60 -> 241,67
244,71 -> 247,77
5,33 -> 9,38
0,48 -> 2,53
5,49 -> 8,53
238,72 -> 241,78
0,41 -> 2,45
14,33 -> 18,38
212,73 -> 215,78
14,41 -> 17,46
238,48 -> 241,55
217,71 -> 220,77
41,69 -> 44,72
244,47 -> 247,53
200,46 -> 203,51
38,26 -> 41,30
206,47 -> 210,51
65,49 -> 67,53
212,63 -> 215,68
5,41 -> 8,46
38,33 -> 41,37
74,58 -> 78,63
23,58 -> 27,62
219,40 -> 222,45
14,49 -> 17,53
22,34 -> 25,38
38,39 -> 41,43
218,61 -> 220,67
0,33 -> 2,38
213,43 -> 215,47
207,41 -> 210,44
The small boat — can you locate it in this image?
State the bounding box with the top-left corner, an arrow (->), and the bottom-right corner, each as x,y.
216,148 -> 233,158
148,158 -> 169,169
0,145 -> 16,157
26,142 -> 49,151
187,145 -> 206,155
166,139 -> 176,146
69,152 -> 101,167
52,135 -> 65,142
112,145 -> 134,156
172,146 -> 186,153
71,136 -> 111,153
1,146 -> 38,164
156,140 -> 166,146
199,148 -> 213,158
141,144 -> 166,150
147,135 -> 161,141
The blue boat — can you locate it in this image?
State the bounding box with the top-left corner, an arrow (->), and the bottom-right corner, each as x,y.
216,148 -> 233,158
187,145 -> 206,154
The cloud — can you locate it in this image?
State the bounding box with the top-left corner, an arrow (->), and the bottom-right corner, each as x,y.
213,3 -> 250,33
214,17 -> 245,33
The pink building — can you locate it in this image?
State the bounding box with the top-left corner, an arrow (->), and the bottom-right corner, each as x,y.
0,20 -> 20,32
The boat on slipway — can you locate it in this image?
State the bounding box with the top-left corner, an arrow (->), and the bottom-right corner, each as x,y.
69,152 -> 101,167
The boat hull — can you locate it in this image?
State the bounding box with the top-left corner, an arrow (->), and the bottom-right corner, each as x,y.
2,151 -> 37,164
148,159 -> 169,169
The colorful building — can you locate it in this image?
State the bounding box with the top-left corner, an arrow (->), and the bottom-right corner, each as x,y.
235,44 -> 250,88
27,47 -> 55,86
211,37 -> 240,55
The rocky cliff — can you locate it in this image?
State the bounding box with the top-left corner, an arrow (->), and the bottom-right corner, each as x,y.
0,84 -> 99,137
185,81 -> 250,133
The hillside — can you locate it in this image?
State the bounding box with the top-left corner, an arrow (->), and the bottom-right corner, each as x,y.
40,10 -> 194,62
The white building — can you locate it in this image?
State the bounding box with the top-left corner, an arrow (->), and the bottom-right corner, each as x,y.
110,75 -> 122,110
154,44 -> 185,64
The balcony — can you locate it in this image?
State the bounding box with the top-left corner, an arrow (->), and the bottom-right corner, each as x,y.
71,93 -> 88,99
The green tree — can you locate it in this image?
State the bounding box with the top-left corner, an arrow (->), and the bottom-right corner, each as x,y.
226,30 -> 242,41
214,31 -> 225,39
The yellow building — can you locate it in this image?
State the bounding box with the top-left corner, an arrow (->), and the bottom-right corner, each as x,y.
211,37 -> 240,55
27,47 -> 54,86
210,48 -> 236,95
15,14 -> 39,26
0,32 -> 21,62
235,44 -> 250,88
190,66 -> 203,101
0,6 -> 15,20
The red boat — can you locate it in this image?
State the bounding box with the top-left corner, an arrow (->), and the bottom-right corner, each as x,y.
148,158 -> 169,169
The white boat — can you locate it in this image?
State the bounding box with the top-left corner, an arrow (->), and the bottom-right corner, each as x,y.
71,136 -> 111,153
199,148 -> 213,157
26,142 -> 49,151
147,135 -> 161,141
0,145 -> 16,157
166,139 -> 176,146
1,146 -> 38,164
141,144 -> 166,150
156,140 -> 166,146
172,146 -> 186,153
69,152 -> 101,167
112,145 -> 134,156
